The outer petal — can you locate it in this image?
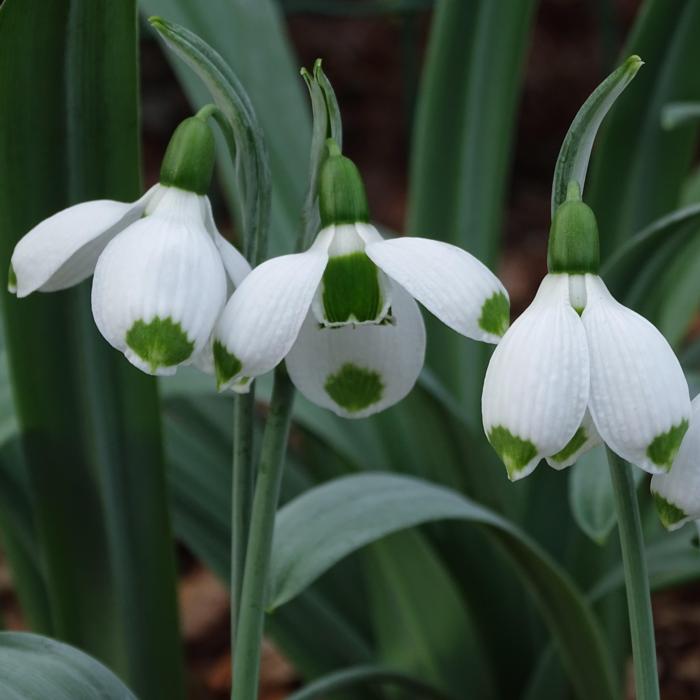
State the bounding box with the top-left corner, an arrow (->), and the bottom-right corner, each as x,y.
546,410 -> 601,470
650,396 -> 700,530
91,190 -> 226,376
213,229 -> 334,389
11,186 -> 156,297
203,197 -> 251,288
583,275 -> 690,475
482,274 -> 589,480
365,236 -> 509,343
286,282 -> 426,418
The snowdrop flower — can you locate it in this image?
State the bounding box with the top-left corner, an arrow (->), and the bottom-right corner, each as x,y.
9,115 -> 250,375
650,395 -> 700,530
214,141 -> 509,417
482,182 -> 690,481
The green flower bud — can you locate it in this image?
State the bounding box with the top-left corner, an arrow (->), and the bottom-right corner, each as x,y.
318,140 -> 370,227
159,116 -> 215,195
547,182 -> 600,274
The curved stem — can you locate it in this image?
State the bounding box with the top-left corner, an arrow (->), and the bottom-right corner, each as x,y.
607,449 -> 660,700
232,367 -> 295,700
231,391 -> 255,637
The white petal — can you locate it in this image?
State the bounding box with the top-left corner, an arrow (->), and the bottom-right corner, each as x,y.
91,190 -> 227,376
650,395 -> 700,530
213,228 -> 334,388
583,275 -> 690,474
546,410 -> 601,470
286,282 -> 426,418
365,236 -> 509,343
203,197 -> 251,288
11,186 -> 157,297
481,274 -> 589,480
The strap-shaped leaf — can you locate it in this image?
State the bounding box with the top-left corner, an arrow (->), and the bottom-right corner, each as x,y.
0,633 -> 136,699
551,55 -> 642,215
149,17 -> 271,264
269,473 -> 618,700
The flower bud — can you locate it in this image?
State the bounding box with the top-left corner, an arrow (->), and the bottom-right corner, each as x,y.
547,182 -> 600,275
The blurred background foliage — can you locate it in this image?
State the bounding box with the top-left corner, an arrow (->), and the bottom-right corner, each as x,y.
1,0 -> 700,699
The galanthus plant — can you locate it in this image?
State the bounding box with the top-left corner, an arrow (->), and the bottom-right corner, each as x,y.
213,139 -> 510,417
482,182 -> 690,481
651,394 -> 700,530
9,112 -> 250,375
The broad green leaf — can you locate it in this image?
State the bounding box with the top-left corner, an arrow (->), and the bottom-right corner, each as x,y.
149,17 -> 271,263
269,473 -> 618,700
662,101 -> 700,130
287,664 -> 451,700
0,3 -> 183,695
0,633 -> 136,700
141,0 -> 309,255
569,447 -> 645,545
366,530 -> 494,698
551,55 -> 642,215
587,0 -> 700,256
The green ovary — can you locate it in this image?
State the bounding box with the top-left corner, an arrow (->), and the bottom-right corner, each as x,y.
478,292 -> 509,337
321,252 -> 384,324
213,340 -> 242,388
550,427 -> 587,464
647,420 -> 689,470
126,317 -> 194,371
653,492 -> 687,530
324,363 -> 383,413
488,426 -> 538,480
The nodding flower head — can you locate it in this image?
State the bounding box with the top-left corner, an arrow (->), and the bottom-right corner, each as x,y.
9,115 -> 250,376
213,142 -> 510,417
482,183 -> 690,480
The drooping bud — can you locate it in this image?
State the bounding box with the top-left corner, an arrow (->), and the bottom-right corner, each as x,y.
547,182 -> 600,275
159,116 -> 215,196
318,140 -> 370,227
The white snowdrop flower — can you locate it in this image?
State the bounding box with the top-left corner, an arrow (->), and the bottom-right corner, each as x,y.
214,141 -> 508,417
482,183 -> 690,481
650,395 -> 700,530
9,116 -> 250,376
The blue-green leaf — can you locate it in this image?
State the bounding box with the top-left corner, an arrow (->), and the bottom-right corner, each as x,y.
269,473 -> 618,700
0,633 -> 136,699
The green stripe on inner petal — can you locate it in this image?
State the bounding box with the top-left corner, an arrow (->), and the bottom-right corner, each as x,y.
488,426 -> 538,480
653,492 -> 687,530
324,363 -> 383,413
647,419 -> 689,471
126,317 -> 194,372
550,427 -> 587,464
478,292 -> 509,337
213,339 -> 242,388
321,252 -> 385,325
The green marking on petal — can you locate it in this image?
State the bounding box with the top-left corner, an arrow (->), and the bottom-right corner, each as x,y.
653,492 -> 687,530
550,427 -> 587,464
488,426 -> 538,480
7,263 -> 16,293
126,317 -> 194,372
478,292 -> 509,337
322,252 -> 385,324
324,363 -> 383,413
647,419 -> 689,470
573,306 -> 584,316
213,339 -> 242,388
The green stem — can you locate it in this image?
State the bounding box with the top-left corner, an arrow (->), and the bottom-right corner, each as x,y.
232,367 -> 295,700
607,449 -> 660,700
231,390 -> 255,636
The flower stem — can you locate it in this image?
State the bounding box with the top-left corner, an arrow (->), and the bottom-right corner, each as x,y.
231,391 -> 255,636
232,367 -> 295,700
607,448 -> 660,700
